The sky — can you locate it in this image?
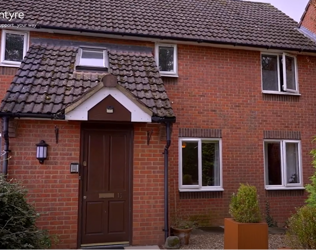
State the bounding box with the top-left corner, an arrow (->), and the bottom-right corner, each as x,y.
243,0 -> 310,22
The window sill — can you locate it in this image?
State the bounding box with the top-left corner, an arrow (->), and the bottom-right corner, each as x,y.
160,73 -> 178,78
262,91 -> 301,96
0,63 -> 21,68
179,187 -> 224,192
265,186 -> 305,190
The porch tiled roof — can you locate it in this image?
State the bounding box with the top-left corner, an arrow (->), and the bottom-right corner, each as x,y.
1,0 -> 316,51
0,42 -> 174,118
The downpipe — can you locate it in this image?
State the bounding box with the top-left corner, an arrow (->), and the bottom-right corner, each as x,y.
2,116 -> 9,177
163,121 -> 171,240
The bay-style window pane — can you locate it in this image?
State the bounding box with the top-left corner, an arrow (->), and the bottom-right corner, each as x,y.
262,55 -> 278,91
159,46 -> 174,72
266,142 -> 282,185
285,56 -> 296,91
202,141 -> 220,186
5,33 -> 24,62
182,141 -> 198,185
286,142 -> 299,184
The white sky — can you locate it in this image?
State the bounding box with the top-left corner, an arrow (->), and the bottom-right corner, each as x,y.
243,0 -> 310,22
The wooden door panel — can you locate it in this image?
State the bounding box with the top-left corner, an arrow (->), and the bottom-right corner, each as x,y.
86,202 -> 104,234
109,134 -> 127,191
86,132 -> 109,192
108,201 -> 125,233
80,126 -> 131,246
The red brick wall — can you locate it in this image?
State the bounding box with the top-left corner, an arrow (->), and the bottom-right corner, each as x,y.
6,120 -> 165,248
133,123 -> 165,246
165,44 -> 316,227
7,120 -> 80,248
301,0 -> 316,33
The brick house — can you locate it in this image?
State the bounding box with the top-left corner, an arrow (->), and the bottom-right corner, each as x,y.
1,0 -> 316,248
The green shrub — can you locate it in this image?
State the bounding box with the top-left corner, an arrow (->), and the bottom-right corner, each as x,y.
305,148 -> 316,207
0,174 -> 54,249
229,183 -> 262,223
286,205 -> 316,249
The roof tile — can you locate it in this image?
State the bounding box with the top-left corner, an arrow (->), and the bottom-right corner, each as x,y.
0,42 -> 174,118
0,0 -> 315,51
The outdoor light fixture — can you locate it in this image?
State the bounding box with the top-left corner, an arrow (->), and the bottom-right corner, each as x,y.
36,140 -> 48,164
106,106 -> 114,114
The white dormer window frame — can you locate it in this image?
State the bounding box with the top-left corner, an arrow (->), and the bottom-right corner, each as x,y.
0,30 -> 29,66
76,47 -> 109,71
155,43 -> 178,77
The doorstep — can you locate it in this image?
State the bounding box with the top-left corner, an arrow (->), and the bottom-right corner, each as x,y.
125,246 -> 160,249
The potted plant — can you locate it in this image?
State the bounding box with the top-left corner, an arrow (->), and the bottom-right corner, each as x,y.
224,183 -> 268,249
170,212 -> 197,246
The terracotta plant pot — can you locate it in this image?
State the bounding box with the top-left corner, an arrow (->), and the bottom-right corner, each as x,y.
224,218 -> 268,249
170,227 -> 193,246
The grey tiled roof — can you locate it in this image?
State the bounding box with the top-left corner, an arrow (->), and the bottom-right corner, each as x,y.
0,41 -> 174,118
1,0 -> 316,51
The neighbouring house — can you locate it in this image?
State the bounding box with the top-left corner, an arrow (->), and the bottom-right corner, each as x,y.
299,0 -> 316,41
1,0 -> 316,248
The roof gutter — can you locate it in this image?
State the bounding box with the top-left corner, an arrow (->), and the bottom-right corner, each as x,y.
152,116 -> 175,240
0,112 -> 65,120
29,24 -> 316,54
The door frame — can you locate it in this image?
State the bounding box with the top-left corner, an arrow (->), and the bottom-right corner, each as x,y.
77,122 -> 134,248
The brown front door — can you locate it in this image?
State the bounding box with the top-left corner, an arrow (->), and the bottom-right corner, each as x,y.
79,125 -> 132,247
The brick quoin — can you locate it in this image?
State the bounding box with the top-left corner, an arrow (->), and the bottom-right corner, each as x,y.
1,29 -> 316,247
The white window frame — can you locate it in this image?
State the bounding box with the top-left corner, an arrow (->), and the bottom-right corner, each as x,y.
178,138 -> 223,192
264,139 -> 303,190
77,47 -> 108,68
155,43 -> 178,77
261,52 -> 299,95
0,30 -> 29,66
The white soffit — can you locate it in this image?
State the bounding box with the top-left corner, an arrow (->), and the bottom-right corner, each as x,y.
65,87 -> 152,122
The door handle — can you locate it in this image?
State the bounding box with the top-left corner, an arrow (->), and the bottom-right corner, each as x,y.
83,196 -> 87,199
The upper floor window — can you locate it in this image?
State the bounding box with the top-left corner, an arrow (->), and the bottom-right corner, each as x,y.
76,47 -> 108,72
155,43 -> 178,77
261,53 -> 298,94
264,140 -> 303,190
1,30 -> 28,65
179,138 -> 223,191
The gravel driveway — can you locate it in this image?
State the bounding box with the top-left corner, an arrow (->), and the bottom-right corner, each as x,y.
179,228 -> 287,249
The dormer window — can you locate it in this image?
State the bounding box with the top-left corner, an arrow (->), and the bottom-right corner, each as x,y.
76,47 -> 108,72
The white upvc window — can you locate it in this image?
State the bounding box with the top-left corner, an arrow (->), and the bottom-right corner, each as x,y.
264,140 -> 303,190
78,47 -> 108,68
261,53 -> 299,94
179,138 -> 223,192
155,43 -> 178,77
1,30 -> 28,65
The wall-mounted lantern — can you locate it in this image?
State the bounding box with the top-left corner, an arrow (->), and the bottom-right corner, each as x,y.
36,140 -> 48,164
106,106 -> 114,114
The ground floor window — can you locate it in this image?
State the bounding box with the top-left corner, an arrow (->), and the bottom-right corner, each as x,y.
179,138 -> 222,191
264,140 -> 303,189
